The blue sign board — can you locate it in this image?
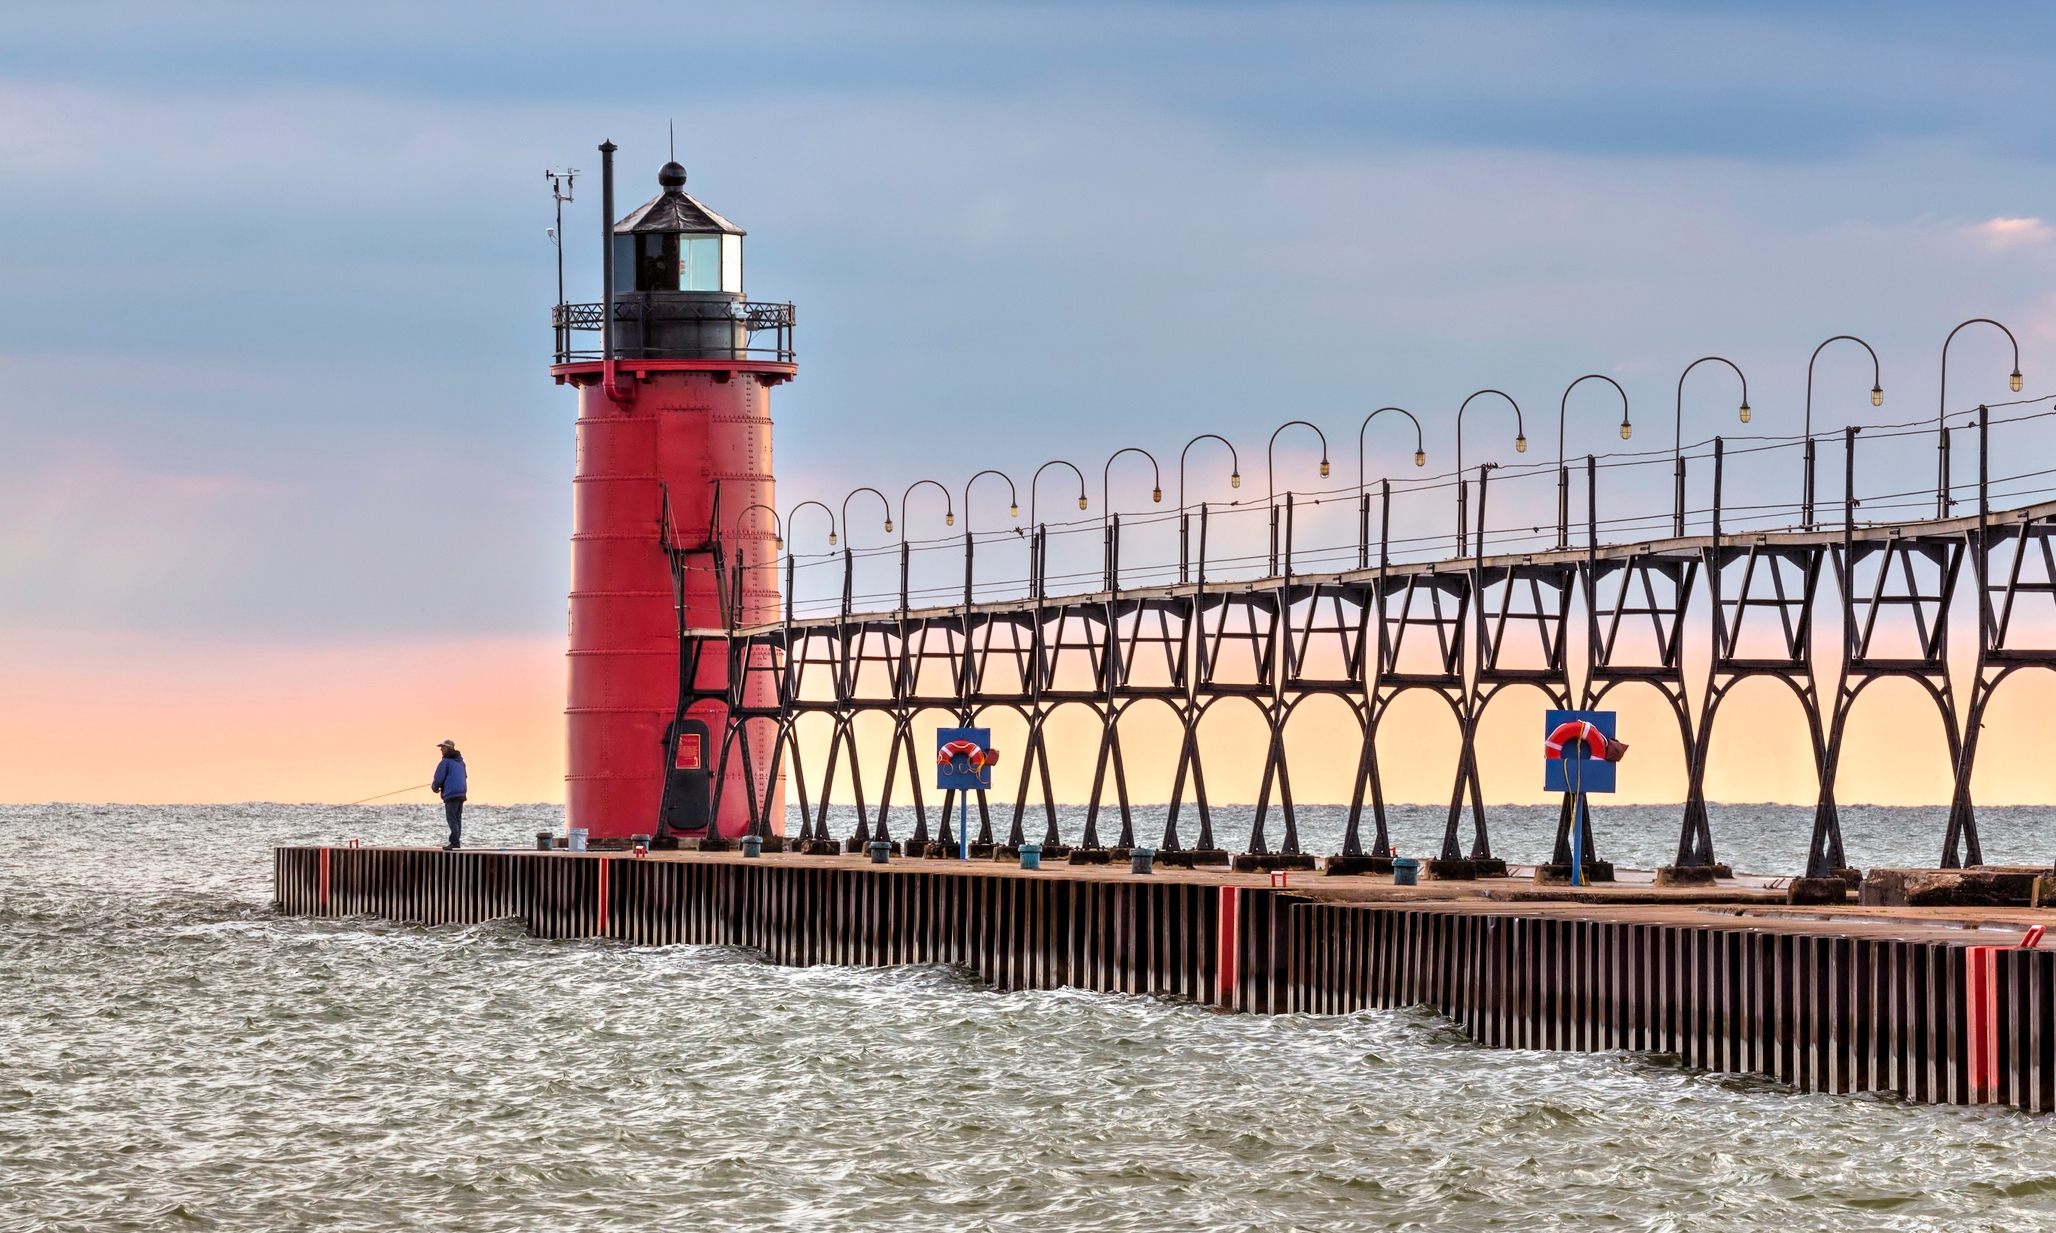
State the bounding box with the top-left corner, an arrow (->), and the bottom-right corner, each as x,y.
1544,709 -> 1617,794
936,727 -> 993,792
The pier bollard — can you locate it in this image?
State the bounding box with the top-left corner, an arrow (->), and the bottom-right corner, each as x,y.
1392,857 -> 1420,886
535,832 -> 552,851
1020,843 -> 1042,870
741,835 -> 763,859
1131,849 -> 1154,875
869,840 -> 891,864
568,828 -> 588,853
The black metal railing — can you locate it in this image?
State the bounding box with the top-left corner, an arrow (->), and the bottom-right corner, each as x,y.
552,298 -> 796,364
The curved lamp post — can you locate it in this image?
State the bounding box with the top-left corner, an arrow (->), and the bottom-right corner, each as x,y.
733,502 -> 784,550
1454,390 -> 1526,555
962,469 -> 1018,537
1029,460 -> 1088,599
841,486 -> 892,538
1673,358 -> 1749,538
899,479 -> 955,540
1029,459 -> 1088,528
838,486 -> 892,617
1178,434 -> 1240,583
728,503 -> 783,625
1556,376 -> 1629,550
896,480 -> 954,612
1101,447 -> 1162,592
1356,407 -> 1425,568
1267,420 -> 1329,575
787,499 -> 838,547
1938,318 -> 2021,518
961,468 -> 1018,606
782,499 -> 837,624
1101,447 -> 1163,527
1803,336 -> 1882,530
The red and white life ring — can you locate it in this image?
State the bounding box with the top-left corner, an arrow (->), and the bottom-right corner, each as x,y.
937,739 -> 994,769
1544,720 -> 1608,761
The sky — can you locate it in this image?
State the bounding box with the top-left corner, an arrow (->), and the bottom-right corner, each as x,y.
4,0 -> 2056,807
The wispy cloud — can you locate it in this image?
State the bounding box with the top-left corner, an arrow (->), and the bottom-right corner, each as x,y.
1969,216 -> 2054,250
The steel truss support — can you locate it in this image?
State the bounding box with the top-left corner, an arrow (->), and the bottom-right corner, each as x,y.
1697,538 -> 1832,873
1947,476 -> 2056,864
1585,547 -> 1702,863
742,478 -> 2056,874
1463,558 -> 1576,868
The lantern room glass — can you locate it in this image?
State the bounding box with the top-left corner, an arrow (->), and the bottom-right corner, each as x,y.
622,233 -> 735,293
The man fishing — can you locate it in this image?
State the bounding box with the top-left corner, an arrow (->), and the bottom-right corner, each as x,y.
432,740 -> 468,850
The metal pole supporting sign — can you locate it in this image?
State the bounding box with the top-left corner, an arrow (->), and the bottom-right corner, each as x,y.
936,727 -> 1000,861
1544,711 -> 1627,887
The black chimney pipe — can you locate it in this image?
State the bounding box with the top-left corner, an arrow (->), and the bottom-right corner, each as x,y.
599,140 -> 616,368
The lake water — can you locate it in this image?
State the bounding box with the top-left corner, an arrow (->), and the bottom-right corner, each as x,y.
4,801 -> 2056,1231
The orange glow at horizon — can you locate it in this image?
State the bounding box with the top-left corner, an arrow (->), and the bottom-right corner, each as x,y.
4,630 -> 2055,810
0,631 -> 566,805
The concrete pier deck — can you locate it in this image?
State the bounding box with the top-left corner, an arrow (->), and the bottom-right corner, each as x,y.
275,846 -> 2056,1111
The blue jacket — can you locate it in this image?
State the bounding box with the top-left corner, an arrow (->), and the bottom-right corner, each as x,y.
433,755 -> 467,799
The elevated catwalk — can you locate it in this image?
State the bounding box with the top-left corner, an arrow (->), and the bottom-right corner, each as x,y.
276,846 -> 2054,1111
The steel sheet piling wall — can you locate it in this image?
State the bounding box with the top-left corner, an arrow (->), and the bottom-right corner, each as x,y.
275,848 -> 2054,1111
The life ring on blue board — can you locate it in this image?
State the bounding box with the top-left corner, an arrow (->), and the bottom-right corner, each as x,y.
1545,720 -> 1626,763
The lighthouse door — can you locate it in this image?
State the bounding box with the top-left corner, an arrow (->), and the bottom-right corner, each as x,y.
659,718 -> 713,835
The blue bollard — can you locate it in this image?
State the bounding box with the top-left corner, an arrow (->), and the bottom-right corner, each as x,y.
1392,856 -> 1420,886
1020,843 -> 1042,870
869,840 -> 891,864
1130,849 -> 1154,875
741,835 -> 763,859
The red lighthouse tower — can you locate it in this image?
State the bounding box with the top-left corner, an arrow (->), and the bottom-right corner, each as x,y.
551,143 -> 793,843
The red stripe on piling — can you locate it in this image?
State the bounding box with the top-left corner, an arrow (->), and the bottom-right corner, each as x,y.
1218,886 -> 1239,1005
1968,945 -> 1999,1103
318,848 -> 330,913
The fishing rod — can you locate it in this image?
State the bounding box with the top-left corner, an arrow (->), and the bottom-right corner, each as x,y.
346,783 -> 432,806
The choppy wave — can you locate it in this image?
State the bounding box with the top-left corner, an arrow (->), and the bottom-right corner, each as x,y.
2,803 -> 2054,1231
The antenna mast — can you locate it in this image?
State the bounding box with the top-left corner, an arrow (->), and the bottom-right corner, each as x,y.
544,166 -> 579,316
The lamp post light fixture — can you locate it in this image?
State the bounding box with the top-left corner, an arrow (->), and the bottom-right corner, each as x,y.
1355,407 -> 1425,569
899,479 -> 955,540
1267,419 -> 1332,503
837,486 -> 893,618
958,469 -> 1017,608
962,469 -> 1019,537
1101,447 -> 1163,590
1178,433 -> 1241,583
1030,460 -> 1088,528
1454,389 -> 1527,555
733,502 -> 784,551
1029,460 -> 1088,600
1802,336 -> 1882,531
1101,447 -> 1164,527
787,499 -> 838,547
1556,376 -> 1629,550
1267,420 -> 1330,575
841,486 -> 893,538
1673,358 -> 1749,538
1938,318 -> 2022,518
1178,433 -> 1241,510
